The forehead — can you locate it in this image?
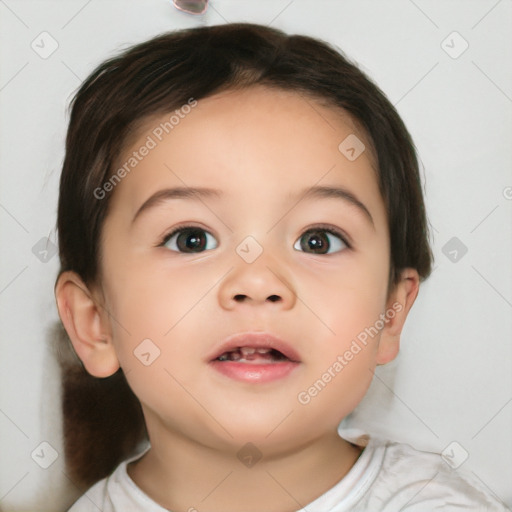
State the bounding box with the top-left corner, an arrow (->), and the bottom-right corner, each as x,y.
108,86 -> 384,225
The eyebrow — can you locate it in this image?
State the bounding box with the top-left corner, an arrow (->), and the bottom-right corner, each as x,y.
298,185 -> 374,228
132,187 -> 221,225
131,185 -> 374,228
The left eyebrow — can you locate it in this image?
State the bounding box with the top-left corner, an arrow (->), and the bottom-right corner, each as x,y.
297,185 -> 375,229
131,187 -> 222,225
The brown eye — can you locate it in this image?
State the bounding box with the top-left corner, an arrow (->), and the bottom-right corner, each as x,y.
163,227 -> 218,253
294,228 -> 348,255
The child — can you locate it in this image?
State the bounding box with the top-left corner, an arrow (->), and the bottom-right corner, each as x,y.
54,22 -> 509,511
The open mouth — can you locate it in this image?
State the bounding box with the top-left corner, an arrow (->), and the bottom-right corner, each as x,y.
216,346 -> 289,364
209,332 -> 300,383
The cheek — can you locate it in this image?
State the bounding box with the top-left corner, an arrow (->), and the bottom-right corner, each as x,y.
297,255 -> 387,398
302,255 -> 389,341
297,277 -> 383,422
104,258 -> 221,386
106,256 -> 210,335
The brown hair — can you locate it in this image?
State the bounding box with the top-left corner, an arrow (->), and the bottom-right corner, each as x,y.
56,22 -> 434,490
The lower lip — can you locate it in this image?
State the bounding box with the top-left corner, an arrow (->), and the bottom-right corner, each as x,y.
209,360 -> 299,383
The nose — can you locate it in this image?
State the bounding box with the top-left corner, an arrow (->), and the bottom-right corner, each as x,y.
218,250 -> 297,311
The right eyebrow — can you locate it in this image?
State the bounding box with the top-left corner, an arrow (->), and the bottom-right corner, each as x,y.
296,185 -> 375,230
131,187 -> 222,225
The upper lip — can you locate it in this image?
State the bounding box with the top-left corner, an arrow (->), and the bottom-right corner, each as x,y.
208,332 -> 301,363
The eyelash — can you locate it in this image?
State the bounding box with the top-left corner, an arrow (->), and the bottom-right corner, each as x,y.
157,223 -> 352,252
157,223 -> 213,247
299,224 -> 352,250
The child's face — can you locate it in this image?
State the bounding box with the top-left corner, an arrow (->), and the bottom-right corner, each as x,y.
93,86 -> 408,453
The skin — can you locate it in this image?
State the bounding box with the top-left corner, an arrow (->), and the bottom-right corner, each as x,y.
55,86 -> 419,511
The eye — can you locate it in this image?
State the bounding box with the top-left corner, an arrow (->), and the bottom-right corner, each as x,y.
293,226 -> 349,255
161,226 -> 218,253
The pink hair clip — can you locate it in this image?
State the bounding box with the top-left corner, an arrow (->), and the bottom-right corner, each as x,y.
172,0 -> 209,15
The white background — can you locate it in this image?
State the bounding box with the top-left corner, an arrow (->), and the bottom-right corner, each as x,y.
0,0 -> 511,510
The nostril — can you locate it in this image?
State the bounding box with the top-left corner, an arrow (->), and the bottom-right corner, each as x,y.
232,294 -> 281,302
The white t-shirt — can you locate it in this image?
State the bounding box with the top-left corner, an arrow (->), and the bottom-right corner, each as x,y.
68,431 -> 510,512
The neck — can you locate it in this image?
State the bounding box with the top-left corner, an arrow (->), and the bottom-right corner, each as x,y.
128,423 -> 363,512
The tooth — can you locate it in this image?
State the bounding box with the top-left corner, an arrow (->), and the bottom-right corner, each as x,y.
230,351 -> 242,361
255,348 -> 271,354
240,347 -> 256,355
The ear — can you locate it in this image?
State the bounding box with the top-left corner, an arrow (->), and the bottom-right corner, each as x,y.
54,271 -> 120,377
376,268 -> 420,366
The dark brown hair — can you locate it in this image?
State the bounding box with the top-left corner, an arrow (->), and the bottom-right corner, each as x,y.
56,22 -> 434,490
